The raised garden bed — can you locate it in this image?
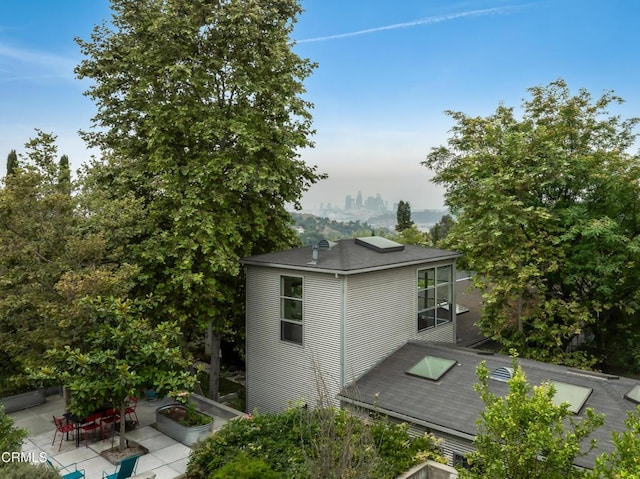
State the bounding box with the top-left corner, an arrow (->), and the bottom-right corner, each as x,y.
156,403 -> 214,446
0,388 -> 46,413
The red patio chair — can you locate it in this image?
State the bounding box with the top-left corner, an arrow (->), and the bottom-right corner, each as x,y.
80,412 -> 102,447
101,409 -> 120,440
52,416 -> 75,451
125,397 -> 139,424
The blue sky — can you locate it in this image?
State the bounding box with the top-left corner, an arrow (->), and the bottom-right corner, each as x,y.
1,1 -> 639,210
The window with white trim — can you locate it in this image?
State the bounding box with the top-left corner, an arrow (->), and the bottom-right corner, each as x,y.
417,265 -> 452,331
280,275 -> 303,344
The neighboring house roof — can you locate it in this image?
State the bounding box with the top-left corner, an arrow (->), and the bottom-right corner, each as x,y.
338,341 -> 637,469
241,237 -> 461,275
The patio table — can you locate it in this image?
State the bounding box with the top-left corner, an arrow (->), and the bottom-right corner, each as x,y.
63,406 -> 112,447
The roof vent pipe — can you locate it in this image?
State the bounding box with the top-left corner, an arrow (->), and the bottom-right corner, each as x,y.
311,244 -> 319,264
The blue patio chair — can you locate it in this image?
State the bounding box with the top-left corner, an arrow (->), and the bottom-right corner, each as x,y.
102,454 -> 139,479
46,458 -> 85,479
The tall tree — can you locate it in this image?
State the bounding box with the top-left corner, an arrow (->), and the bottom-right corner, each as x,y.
395,200 -> 414,231
463,357 -> 604,479
58,154 -> 71,195
0,131 -> 134,385
5,149 -> 17,176
75,0 -> 324,399
424,80 -> 640,367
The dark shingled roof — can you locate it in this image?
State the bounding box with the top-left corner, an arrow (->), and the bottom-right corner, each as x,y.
241,238 -> 461,274
339,341 -> 638,469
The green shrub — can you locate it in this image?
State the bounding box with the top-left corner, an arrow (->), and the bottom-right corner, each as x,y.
0,462 -> 60,479
0,404 -> 28,457
187,407 -> 443,479
209,452 -> 279,479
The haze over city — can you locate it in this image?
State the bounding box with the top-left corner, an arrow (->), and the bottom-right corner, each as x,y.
1,1 -> 639,210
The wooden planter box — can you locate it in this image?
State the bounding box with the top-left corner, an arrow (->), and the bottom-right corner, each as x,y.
155,404 -> 214,446
0,388 -> 46,413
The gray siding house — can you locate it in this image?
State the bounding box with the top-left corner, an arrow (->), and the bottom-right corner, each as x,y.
242,237 -> 461,413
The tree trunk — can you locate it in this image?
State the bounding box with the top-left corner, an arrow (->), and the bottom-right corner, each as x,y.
208,323 -> 221,401
118,400 -> 127,452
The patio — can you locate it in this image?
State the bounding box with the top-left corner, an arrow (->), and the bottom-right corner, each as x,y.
9,393 -> 230,479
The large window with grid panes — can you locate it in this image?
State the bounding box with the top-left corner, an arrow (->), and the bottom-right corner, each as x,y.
280,275 -> 303,344
417,265 -> 453,332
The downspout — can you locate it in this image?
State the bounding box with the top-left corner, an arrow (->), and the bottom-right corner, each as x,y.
341,274 -> 348,388
452,260 -> 457,343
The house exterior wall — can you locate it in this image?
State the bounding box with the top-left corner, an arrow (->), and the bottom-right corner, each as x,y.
245,265 -> 343,413
345,262 -> 456,382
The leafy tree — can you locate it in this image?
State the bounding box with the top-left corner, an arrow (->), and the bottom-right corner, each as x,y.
0,132 -> 134,384
0,404 -> 28,464
75,0 -> 324,399
591,405 -> 640,479
5,149 -> 17,176
57,154 -> 71,195
428,214 -> 454,246
424,80 -> 640,367
463,357 -> 604,479
395,200 -> 414,231
396,224 -> 427,245
40,296 -> 198,452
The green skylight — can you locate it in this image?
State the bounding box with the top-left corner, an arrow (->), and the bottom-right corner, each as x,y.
624,384 -> 640,403
406,355 -> 456,381
551,381 -> 592,414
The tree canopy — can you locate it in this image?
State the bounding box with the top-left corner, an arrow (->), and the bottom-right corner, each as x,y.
395,200 -> 414,231
424,80 -> 640,367
75,0 -> 324,398
463,356 -> 604,479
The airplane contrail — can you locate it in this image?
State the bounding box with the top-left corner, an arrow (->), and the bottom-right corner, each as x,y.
296,7 -> 511,44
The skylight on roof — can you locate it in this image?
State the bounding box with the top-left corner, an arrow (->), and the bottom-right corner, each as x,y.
551,381 -> 592,414
406,355 -> 456,381
624,385 -> 640,404
354,236 -> 405,253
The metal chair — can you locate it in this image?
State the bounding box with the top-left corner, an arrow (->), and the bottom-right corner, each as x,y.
52,416 -> 75,451
47,458 -> 85,479
125,397 -> 139,424
102,454 -> 139,479
101,409 -> 120,440
80,412 -> 102,447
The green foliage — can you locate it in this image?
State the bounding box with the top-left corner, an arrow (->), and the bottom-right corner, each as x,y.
462,357 -> 604,479
0,132 -> 133,384
428,214 -> 455,246
291,213 -> 374,245
396,224 -> 427,245
591,405 -> 640,478
0,404 -> 28,459
5,149 -> 17,176
395,200 -> 414,231
187,407 -> 443,479
39,296 -> 198,451
209,452 -> 280,479
75,0 -> 325,399
424,79 -> 640,367
0,462 -> 59,478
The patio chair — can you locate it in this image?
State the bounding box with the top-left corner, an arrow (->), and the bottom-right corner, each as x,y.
101,408 -> 120,440
47,458 -> 85,479
80,412 -> 102,447
125,397 -> 139,424
52,415 -> 76,451
102,454 -> 139,479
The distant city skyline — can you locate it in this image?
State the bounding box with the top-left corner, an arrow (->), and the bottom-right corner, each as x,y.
1,1 -> 639,211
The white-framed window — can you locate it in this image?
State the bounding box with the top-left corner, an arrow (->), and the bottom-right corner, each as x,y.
417,265 -> 452,332
280,275 -> 303,345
